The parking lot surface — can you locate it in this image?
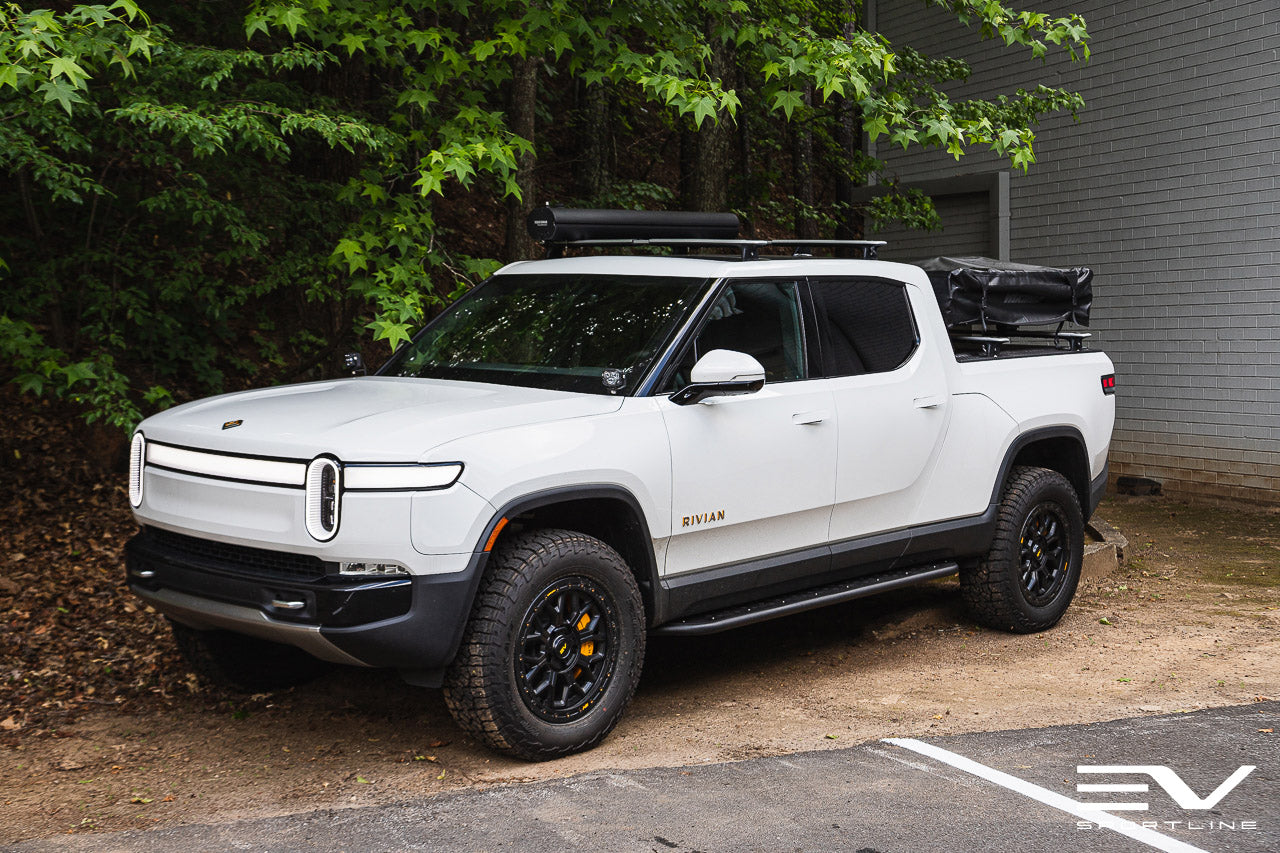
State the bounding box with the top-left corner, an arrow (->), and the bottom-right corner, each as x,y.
11,701 -> 1275,853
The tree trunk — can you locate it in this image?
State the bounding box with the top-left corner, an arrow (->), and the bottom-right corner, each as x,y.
683,23 -> 734,212
834,8 -> 862,240
505,55 -> 540,263
735,62 -> 753,225
576,81 -> 612,203
793,85 -> 817,240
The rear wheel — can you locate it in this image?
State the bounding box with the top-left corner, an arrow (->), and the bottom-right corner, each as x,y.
443,529 -> 645,760
961,466 -> 1084,633
169,620 -> 332,692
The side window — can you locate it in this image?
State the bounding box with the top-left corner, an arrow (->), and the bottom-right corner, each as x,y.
809,279 -> 918,377
667,280 -> 805,390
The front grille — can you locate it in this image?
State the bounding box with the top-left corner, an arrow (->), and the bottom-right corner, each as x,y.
145,527 -> 327,582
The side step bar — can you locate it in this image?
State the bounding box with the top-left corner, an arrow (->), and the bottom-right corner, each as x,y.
651,562 -> 960,636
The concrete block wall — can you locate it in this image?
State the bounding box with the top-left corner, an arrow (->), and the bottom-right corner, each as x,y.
872,0 -> 1280,502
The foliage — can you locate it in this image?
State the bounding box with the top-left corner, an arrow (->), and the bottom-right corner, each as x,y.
0,0 -> 1090,430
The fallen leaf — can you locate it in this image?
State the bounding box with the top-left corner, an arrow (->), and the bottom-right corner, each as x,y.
824,734 -> 839,740
1260,728 -> 1274,734
356,776 -> 370,784
130,796 -> 152,804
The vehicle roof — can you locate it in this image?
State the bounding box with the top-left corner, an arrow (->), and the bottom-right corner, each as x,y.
494,254 -> 930,284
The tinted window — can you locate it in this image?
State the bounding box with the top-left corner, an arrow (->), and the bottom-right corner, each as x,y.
809,279 -> 917,376
383,273 -> 707,395
667,280 -> 805,390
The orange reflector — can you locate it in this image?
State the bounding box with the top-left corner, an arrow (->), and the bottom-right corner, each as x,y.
576,613 -> 590,631
483,517 -> 509,552
580,641 -> 594,657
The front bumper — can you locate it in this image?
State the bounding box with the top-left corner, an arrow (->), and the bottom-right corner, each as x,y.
126,527 -> 486,683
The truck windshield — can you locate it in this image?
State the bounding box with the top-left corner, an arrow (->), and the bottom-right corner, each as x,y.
381,273 -> 708,395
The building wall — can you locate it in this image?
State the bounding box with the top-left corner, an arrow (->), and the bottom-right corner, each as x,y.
872,0 -> 1280,501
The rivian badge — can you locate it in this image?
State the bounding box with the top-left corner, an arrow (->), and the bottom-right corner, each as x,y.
222,419 -> 243,430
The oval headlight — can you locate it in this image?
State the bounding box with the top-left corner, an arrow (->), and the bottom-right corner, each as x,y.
305,457 -> 341,541
128,432 -> 146,507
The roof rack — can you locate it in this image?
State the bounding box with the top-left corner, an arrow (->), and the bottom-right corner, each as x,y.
526,207 -> 885,261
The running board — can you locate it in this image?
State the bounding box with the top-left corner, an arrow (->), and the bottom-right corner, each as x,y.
651,562 -> 960,636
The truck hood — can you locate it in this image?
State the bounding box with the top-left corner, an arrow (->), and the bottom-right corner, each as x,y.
138,377 -> 624,462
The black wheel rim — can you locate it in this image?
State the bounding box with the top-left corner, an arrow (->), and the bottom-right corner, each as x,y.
1019,504 -> 1071,607
515,577 -> 618,723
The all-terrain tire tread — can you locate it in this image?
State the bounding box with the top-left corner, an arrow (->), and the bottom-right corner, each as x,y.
442,528 -> 644,760
961,465 -> 1083,634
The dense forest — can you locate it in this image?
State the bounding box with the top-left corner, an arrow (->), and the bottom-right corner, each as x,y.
0,0 -> 1089,435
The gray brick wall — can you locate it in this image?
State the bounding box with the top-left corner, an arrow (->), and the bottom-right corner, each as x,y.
877,192 -> 991,260
873,0 -> 1280,501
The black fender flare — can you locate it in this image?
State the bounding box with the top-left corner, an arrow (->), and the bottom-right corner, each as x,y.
989,426 -> 1094,515
472,484 -> 664,622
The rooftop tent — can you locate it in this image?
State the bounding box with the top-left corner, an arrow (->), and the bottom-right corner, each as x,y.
916,256 -> 1093,330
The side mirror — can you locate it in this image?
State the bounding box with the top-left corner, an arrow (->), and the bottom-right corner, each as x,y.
670,349 -> 766,406
342,352 -> 367,376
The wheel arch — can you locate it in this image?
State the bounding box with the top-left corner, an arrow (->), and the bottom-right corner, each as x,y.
476,485 -> 663,626
995,427 -> 1092,518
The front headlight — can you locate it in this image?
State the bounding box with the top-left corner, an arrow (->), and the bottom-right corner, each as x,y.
128,432 -> 146,507
343,463 -> 463,491
305,460 -> 462,542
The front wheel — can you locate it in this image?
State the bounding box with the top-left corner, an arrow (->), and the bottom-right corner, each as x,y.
961,466 -> 1084,633
443,529 -> 645,760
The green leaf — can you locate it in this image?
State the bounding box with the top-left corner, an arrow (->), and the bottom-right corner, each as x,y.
37,78 -> 86,115
0,64 -> 30,90
338,33 -> 367,56
689,96 -> 717,129
771,89 -> 804,120
46,55 -> 89,87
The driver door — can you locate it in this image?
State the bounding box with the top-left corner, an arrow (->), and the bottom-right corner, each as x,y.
658,280 -> 836,578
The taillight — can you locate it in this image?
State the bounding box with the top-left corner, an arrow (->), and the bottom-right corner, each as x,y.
128,432 -> 146,507
1101,374 -> 1116,395
305,457 -> 341,541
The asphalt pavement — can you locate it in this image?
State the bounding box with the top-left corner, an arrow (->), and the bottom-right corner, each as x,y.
9,701 -> 1277,853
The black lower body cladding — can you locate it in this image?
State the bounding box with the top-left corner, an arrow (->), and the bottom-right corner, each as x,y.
124,527 -> 485,683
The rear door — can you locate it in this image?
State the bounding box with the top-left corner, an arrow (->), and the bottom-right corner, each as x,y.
807,277 -> 951,545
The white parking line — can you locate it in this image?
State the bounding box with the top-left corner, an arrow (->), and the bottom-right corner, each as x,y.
883,738 -> 1209,853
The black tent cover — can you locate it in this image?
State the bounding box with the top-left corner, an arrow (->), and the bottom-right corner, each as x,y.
915,256 -> 1093,329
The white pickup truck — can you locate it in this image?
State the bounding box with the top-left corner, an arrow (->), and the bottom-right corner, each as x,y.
125,209 -> 1115,759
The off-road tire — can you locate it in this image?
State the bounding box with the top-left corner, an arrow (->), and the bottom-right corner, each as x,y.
443,529 -> 646,761
961,465 -> 1084,633
169,620 -> 332,692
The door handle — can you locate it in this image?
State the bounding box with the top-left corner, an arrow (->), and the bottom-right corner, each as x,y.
913,395 -> 944,409
792,410 -> 828,425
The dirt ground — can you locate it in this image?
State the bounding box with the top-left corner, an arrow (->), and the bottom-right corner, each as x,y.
1,494 -> 1278,844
